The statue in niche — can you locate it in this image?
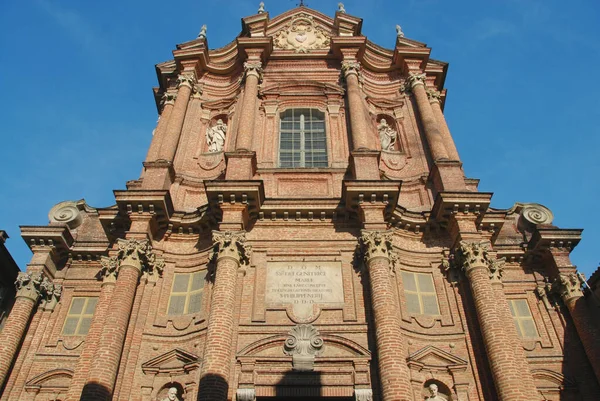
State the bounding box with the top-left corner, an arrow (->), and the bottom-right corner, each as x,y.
377,118 -> 397,151
425,383 -> 446,401
161,387 -> 181,401
206,119 -> 227,152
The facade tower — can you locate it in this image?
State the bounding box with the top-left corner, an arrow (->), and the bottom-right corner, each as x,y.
1,5 -> 599,401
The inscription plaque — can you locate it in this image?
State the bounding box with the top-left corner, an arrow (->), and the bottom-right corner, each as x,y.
266,261 -> 344,305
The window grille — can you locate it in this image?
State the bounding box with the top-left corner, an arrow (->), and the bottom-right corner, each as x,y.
62,297 -> 97,336
167,271 -> 206,315
401,271 -> 440,316
279,108 -> 328,168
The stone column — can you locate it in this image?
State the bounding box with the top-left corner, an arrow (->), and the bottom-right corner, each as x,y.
0,272 -> 56,389
81,239 -> 164,401
144,91 -> 176,162
198,231 -> 250,401
360,231 -> 412,401
157,73 -> 195,162
426,89 -> 460,161
65,264 -> 116,401
454,241 -> 539,401
407,73 -> 449,161
341,61 -> 370,151
235,61 -> 262,151
553,272 -> 600,383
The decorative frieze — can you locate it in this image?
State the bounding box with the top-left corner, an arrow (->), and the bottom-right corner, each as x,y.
283,324 -> 324,371
211,231 -> 251,265
553,272 -> 584,301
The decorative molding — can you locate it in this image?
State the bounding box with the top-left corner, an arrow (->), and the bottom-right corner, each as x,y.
553,272 -> 584,301
211,231 -> 251,265
236,388 -> 256,401
273,13 -> 331,53
141,348 -> 200,376
407,72 -> 426,89
283,324 -> 324,371
355,389 -> 373,401
521,203 -> 554,226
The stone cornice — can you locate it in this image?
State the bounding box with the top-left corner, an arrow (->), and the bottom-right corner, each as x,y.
430,191 -> 493,224
528,227 -> 582,252
20,225 -> 74,263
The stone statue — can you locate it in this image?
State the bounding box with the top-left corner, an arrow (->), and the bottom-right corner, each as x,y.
198,24 -> 207,39
377,118 -> 397,151
258,1 -> 265,13
425,384 -> 446,401
396,24 -> 405,38
206,119 -> 227,152
161,387 -> 180,401
338,3 -> 346,13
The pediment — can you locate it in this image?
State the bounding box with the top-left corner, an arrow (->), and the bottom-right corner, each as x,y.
25,368 -> 73,391
532,369 -> 577,390
238,334 -> 370,359
407,346 -> 468,370
141,348 -> 200,375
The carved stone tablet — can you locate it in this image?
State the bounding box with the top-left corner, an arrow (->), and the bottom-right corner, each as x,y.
266,261 -> 344,306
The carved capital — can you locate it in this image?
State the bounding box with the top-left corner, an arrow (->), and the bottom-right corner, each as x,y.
160,91 -> 177,107
236,388 -> 256,401
355,389 -> 373,401
553,272 -> 584,301
212,231 -> 251,265
341,60 -> 361,78
455,241 -> 491,272
39,277 -> 62,311
177,73 -> 196,89
360,230 -> 394,262
488,256 -> 505,283
15,272 -> 44,302
407,72 -> 426,89
426,88 -> 442,104
244,61 -> 263,81
100,239 -> 164,280
284,324 -> 324,371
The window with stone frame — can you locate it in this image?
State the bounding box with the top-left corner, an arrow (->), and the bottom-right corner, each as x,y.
508,298 -> 539,338
401,271 -> 440,316
279,108 -> 328,168
167,271 -> 206,315
62,297 -> 98,336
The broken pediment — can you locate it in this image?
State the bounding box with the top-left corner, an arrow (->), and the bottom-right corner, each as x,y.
25,368 -> 73,392
407,346 -> 468,372
141,348 -> 200,376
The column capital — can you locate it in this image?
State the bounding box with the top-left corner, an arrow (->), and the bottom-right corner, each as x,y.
553,272 -> 584,301
360,230 -> 394,262
211,230 -> 251,265
100,239 -> 164,281
176,73 -> 196,89
426,88 -> 442,104
407,72 -> 426,89
243,60 -> 263,81
452,240 -> 505,282
341,60 -> 361,78
160,91 -> 177,107
14,272 -> 60,306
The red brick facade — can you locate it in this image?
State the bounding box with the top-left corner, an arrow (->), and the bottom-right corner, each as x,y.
1,6 -> 600,401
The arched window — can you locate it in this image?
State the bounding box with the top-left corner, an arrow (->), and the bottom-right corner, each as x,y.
279,108 -> 327,168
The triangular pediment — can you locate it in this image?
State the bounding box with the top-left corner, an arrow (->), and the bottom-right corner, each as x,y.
141,348 -> 200,375
407,346 -> 468,370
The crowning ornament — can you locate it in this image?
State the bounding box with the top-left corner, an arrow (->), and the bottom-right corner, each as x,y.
273,14 -> 331,53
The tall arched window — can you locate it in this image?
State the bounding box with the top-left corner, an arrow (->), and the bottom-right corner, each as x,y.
279,108 -> 327,168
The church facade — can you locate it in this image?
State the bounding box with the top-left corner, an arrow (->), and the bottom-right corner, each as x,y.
1,5 -> 599,401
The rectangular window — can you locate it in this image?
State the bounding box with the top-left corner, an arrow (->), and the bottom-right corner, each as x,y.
508,299 -> 538,338
168,271 -> 206,315
62,297 -> 97,336
279,108 -> 328,168
401,271 -> 440,315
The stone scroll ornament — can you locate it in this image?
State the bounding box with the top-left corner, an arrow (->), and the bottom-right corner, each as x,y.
211,231 -> 251,265
273,13 -> 331,53
15,272 -> 62,310
283,324 -> 324,371
99,239 -> 164,282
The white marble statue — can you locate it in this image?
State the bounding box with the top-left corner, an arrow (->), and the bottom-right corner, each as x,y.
338,3 -> 346,13
162,387 -> 180,401
206,119 -> 227,152
377,118 -> 397,151
258,2 -> 265,13
198,24 -> 207,39
396,24 -> 405,38
425,384 -> 446,401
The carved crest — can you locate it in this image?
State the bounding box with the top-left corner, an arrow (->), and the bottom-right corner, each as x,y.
283,324 -> 324,371
274,14 -> 330,53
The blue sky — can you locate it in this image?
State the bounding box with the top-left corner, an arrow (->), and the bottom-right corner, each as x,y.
1,0 -> 599,277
